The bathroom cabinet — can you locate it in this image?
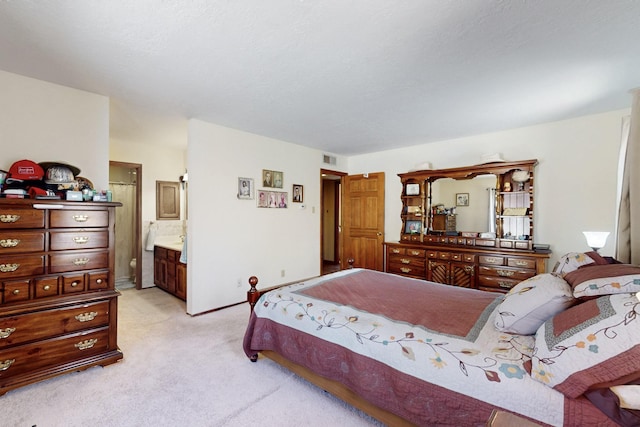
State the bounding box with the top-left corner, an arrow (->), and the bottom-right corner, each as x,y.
153,246 -> 186,300
0,199 -> 122,395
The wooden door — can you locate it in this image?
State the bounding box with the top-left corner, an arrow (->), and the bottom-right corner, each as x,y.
341,172 -> 385,271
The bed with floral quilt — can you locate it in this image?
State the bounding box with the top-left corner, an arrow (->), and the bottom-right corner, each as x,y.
243,253 -> 640,426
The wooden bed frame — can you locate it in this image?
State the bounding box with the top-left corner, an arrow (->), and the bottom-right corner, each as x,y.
246,275 -> 415,426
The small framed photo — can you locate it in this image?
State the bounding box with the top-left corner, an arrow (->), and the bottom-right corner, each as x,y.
273,171 -> 283,188
257,191 -> 288,208
456,193 -> 469,206
405,220 -> 422,234
262,170 -> 274,187
405,183 -> 420,196
257,190 -> 269,207
292,184 -> 303,203
237,177 -> 254,200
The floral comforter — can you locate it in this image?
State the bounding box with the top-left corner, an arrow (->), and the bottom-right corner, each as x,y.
243,269 -> 611,426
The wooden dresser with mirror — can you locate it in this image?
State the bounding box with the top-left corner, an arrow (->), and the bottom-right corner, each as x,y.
385,159 -> 550,293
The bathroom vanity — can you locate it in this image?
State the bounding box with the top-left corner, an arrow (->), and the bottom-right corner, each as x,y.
153,243 -> 186,300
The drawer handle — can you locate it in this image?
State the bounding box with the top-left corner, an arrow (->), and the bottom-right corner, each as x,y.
513,260 -> 529,266
400,258 -> 411,264
485,257 -> 501,264
73,236 -> 90,244
400,267 -> 412,273
464,265 -> 475,274
96,279 -> 103,284
391,249 -> 400,254
0,263 -> 19,273
74,338 -> 98,350
73,258 -> 90,266
0,214 -> 20,223
43,285 -> 51,291
0,239 -> 20,248
75,312 -> 98,322
499,281 -> 515,289
12,289 -> 20,295
409,250 -> 421,256
0,327 -> 16,339
497,270 -> 515,277
72,214 -> 89,223
0,359 -> 16,371
70,281 -> 80,287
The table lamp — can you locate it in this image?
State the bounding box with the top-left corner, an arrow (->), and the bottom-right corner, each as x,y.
582,231 -> 610,253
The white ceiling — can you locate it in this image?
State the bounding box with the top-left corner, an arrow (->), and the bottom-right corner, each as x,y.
1,1 -> 639,155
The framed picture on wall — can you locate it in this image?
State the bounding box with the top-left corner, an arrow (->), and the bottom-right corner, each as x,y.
456,193 -> 469,206
292,184 -> 303,203
237,177 -> 254,200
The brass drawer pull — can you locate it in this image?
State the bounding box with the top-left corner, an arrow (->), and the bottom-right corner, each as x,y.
497,270 -> 515,277
12,289 -> 20,295
485,257 -> 501,264
0,359 -> 16,371
0,214 -> 20,223
73,258 -> 90,266
513,260 -> 529,266
0,239 -> 20,248
96,279 -> 103,284
409,250 -> 421,256
70,281 -> 80,287
0,327 -> 16,339
75,312 -> 98,322
464,265 -> 475,274
75,338 -> 98,350
391,248 -> 400,254
499,281 -> 514,289
43,285 -> 51,291
0,263 -> 19,273
400,267 -> 412,273
72,214 -> 89,223
400,258 -> 411,264
73,236 -> 90,244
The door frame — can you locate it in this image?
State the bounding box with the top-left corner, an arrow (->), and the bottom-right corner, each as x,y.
109,161 -> 143,290
320,169 -> 346,274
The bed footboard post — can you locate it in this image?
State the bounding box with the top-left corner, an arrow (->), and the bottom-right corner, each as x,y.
247,276 -> 260,313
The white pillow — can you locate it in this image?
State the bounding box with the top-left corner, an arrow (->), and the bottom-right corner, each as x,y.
494,273 -> 576,335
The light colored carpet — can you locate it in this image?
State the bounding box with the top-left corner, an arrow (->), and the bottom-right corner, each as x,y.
2,287 -> 382,427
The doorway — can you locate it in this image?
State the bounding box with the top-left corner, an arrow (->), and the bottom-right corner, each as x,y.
320,169 -> 345,275
109,161 -> 142,290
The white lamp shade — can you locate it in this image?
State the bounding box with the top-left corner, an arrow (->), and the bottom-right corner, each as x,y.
582,231 -> 610,250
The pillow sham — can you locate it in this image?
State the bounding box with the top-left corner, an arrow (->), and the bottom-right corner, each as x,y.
494,273 -> 575,335
564,264 -> 640,298
552,251 -> 607,277
530,292 -> 640,398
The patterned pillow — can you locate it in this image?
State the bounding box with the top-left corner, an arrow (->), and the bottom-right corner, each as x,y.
565,264 -> 640,298
530,293 -> 640,398
494,273 -> 576,335
552,252 -> 605,277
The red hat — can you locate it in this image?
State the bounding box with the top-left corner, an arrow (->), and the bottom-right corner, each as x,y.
7,159 -> 44,182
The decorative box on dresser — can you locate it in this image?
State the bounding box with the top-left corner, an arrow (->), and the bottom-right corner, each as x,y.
386,160 -> 550,293
0,199 -> 122,395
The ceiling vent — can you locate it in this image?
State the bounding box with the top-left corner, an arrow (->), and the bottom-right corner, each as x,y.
323,154 -> 336,165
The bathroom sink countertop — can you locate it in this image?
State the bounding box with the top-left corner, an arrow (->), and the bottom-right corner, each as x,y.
153,236 -> 184,252
155,242 -> 183,251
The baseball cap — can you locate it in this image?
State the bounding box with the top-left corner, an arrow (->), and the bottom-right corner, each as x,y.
40,162 -> 81,186
7,159 -> 45,182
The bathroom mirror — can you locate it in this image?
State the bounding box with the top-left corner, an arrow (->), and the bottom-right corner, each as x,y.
156,181 -> 180,220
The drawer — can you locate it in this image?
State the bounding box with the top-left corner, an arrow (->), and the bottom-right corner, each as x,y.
388,255 -> 424,268
2,280 -> 30,304
0,326 -> 110,379
478,266 -> 534,281
387,246 -> 404,255
479,255 -> 505,266
0,254 -> 45,279
155,246 -> 168,259
437,252 -> 451,260
0,231 -> 45,253
0,208 -> 45,229
388,263 -> 425,278
88,271 -> 110,291
0,300 -> 111,348
62,274 -> 86,294
426,250 -> 438,259
475,239 -> 496,247
506,257 -> 536,269
50,210 -> 109,228
478,275 -> 520,292
49,251 -> 109,273
405,248 -> 425,257
34,276 -> 59,299
462,253 -> 475,262
50,230 -> 109,251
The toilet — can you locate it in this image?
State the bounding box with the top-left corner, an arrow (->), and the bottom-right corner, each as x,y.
129,258 -> 137,283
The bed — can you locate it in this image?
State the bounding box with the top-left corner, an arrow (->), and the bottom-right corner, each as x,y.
243,253 -> 640,426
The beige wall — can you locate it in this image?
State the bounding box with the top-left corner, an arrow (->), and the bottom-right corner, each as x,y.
349,109 -> 629,267
0,70 -> 109,186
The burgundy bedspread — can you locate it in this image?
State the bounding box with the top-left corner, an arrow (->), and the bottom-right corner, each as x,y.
243,269 -> 614,426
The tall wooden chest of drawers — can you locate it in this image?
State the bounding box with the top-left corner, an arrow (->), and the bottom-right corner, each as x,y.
0,199 -> 122,395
